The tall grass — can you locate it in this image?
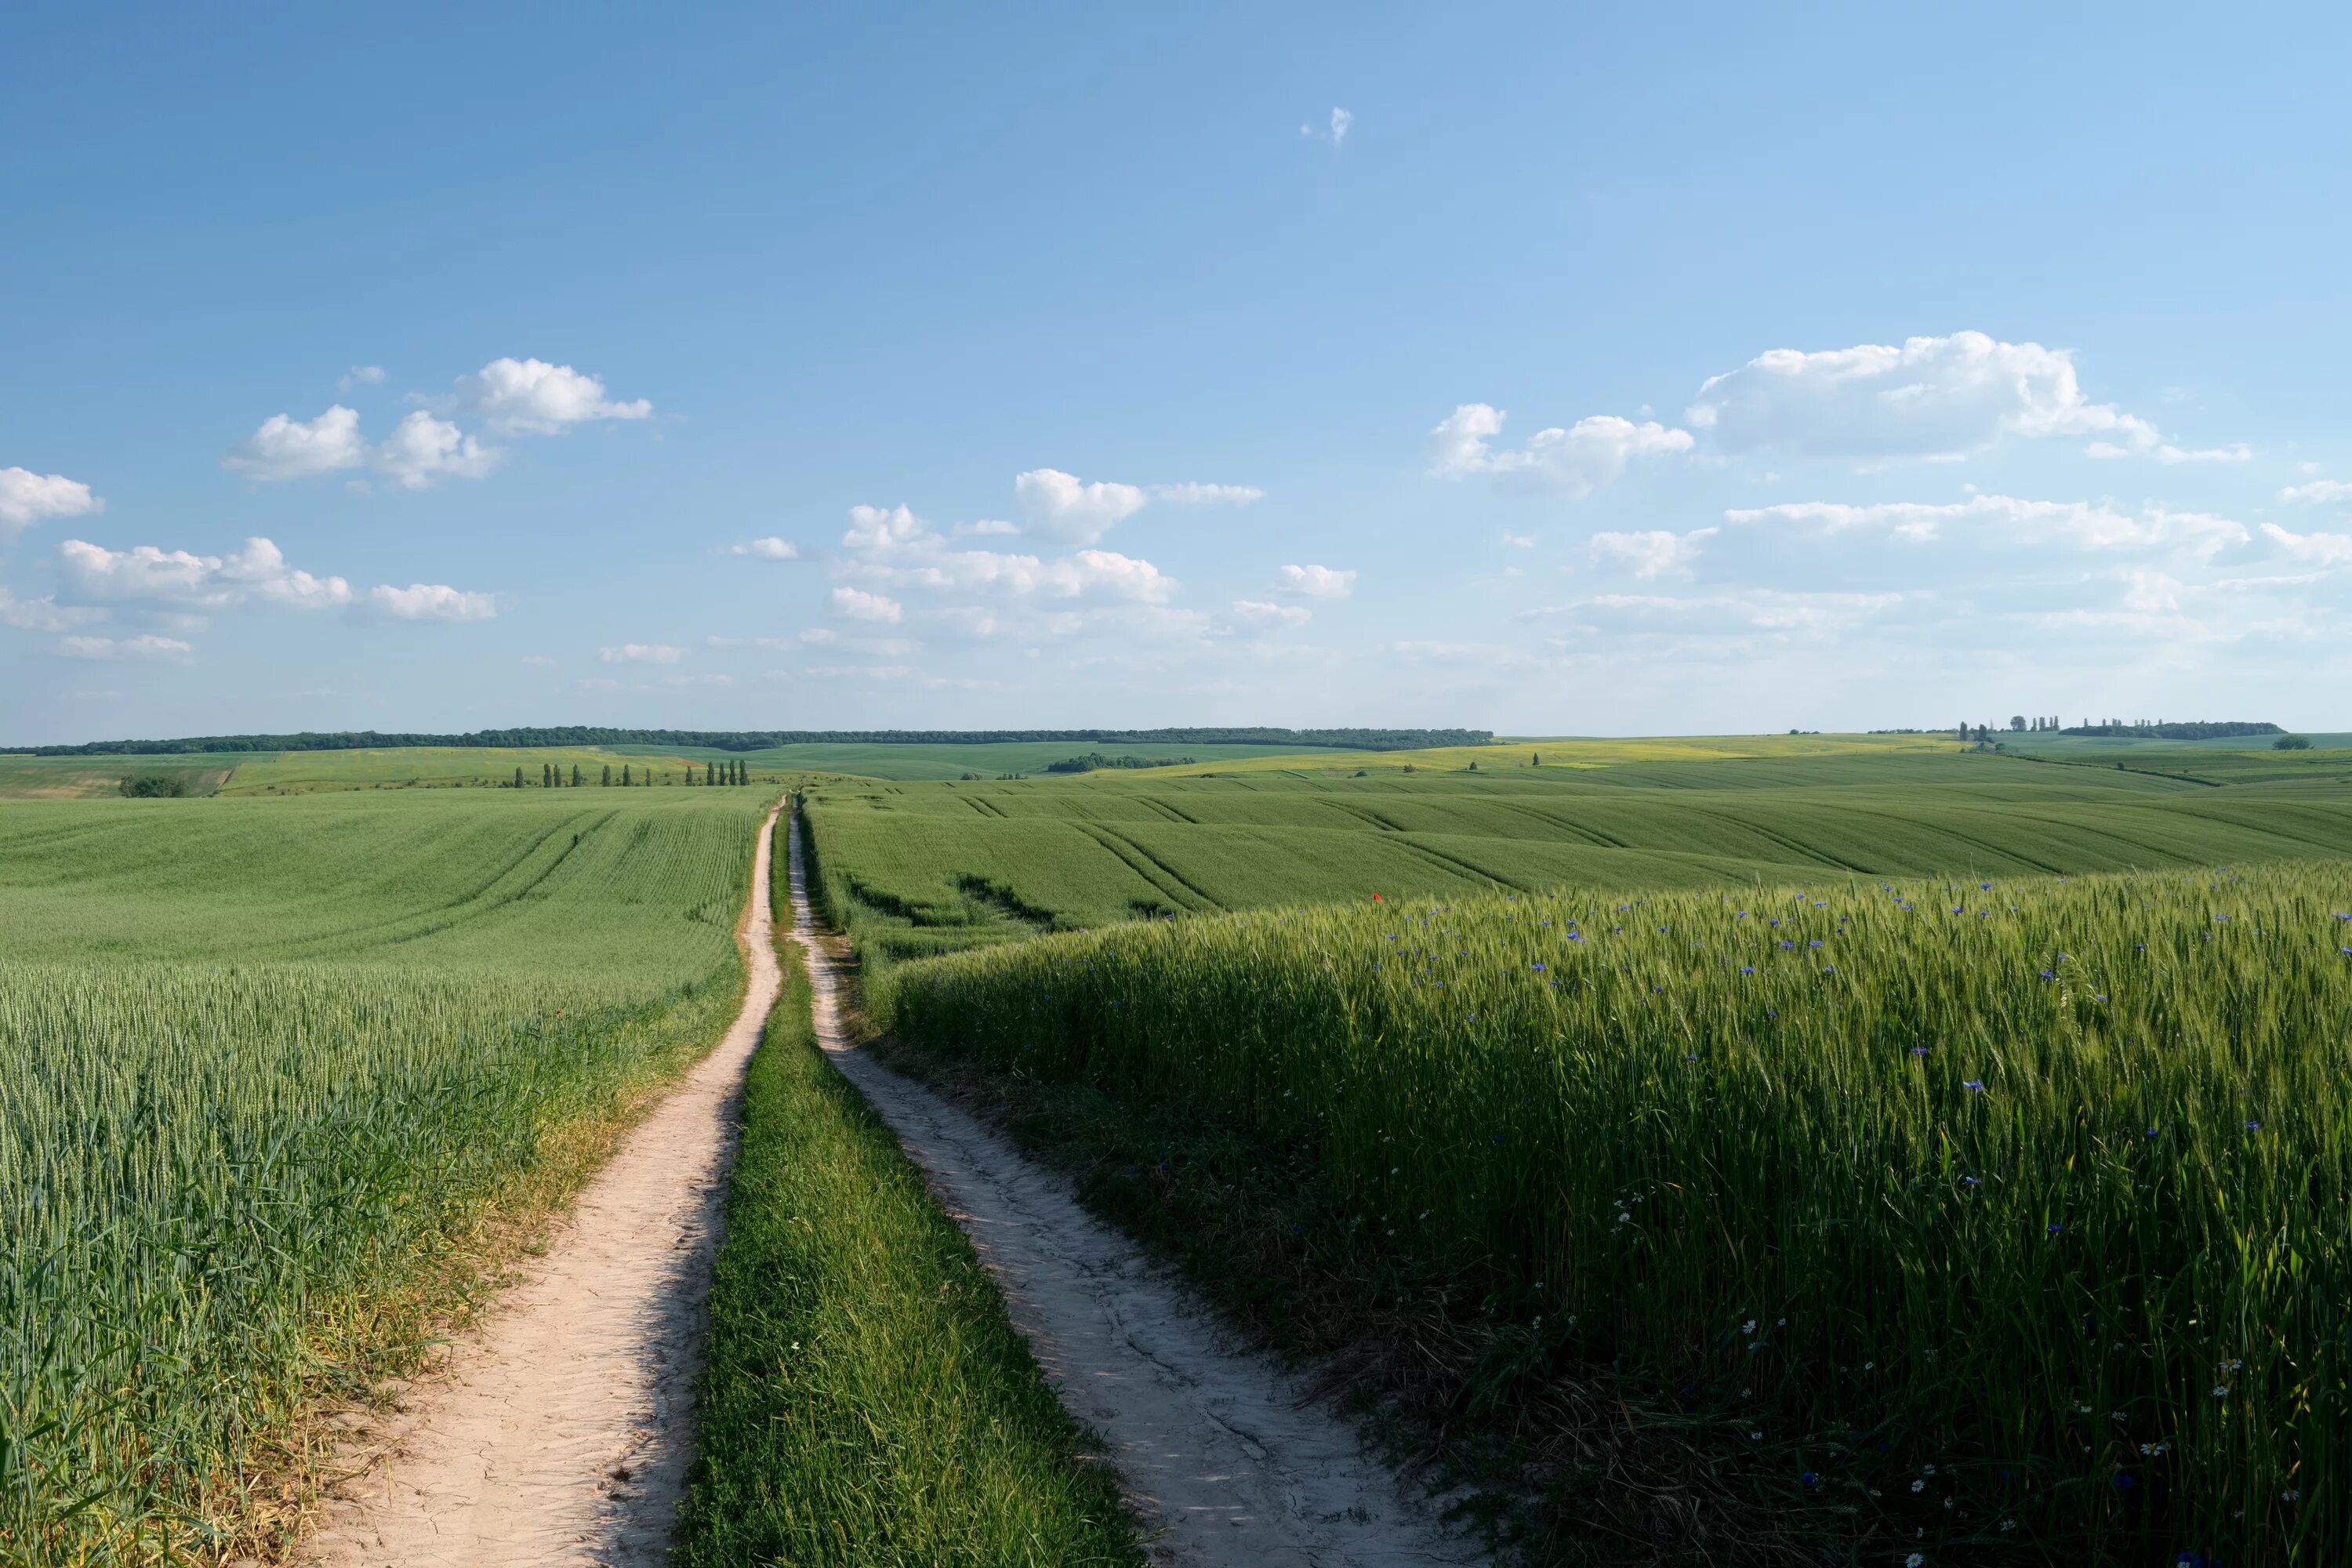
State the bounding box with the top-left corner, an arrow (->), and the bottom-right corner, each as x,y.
0,793 -> 764,1563
884,866 -> 2352,1563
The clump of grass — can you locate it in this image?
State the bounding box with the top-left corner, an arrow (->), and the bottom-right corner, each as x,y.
675,941 -> 1141,1567
883,866 -> 2352,1564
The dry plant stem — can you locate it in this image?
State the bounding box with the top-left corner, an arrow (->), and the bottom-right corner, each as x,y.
783,810 -> 1477,1568
294,802 -> 783,1568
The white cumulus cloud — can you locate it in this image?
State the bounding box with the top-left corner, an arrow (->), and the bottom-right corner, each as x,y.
1427,405 -> 1693,497
457,358 -> 653,435
366,583 -> 499,622
830,586 -> 904,622
57,633 -> 194,662
1278,563 -> 1356,598
1231,599 -> 1312,626
58,537 -> 354,610
1685,331 -> 2169,462
0,466 -> 103,529
1014,467 -> 1150,544
1149,481 -> 1265,506
223,405 -> 370,481
339,365 -> 387,390
2258,522 -> 2352,564
730,536 -> 800,560
373,411 -> 503,488
2279,478 -> 2352,504
597,642 -> 684,663
1301,107 -> 1352,148
1726,494 -> 2249,557
1588,527 -> 1717,579
0,586 -> 102,632
844,503 -> 931,554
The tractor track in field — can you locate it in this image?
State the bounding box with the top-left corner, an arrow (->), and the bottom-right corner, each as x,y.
293,803 -> 782,1568
784,811 -> 1479,1568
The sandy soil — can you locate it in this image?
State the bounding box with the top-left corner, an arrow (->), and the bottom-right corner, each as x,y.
296,803 -> 782,1568
783,812 -> 1480,1568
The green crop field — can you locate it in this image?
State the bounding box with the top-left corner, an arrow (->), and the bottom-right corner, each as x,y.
798,745 -> 2352,991
880,862 -> 2352,1563
0,789 -> 767,1560
794,736 -> 2352,1563
0,754 -> 241,799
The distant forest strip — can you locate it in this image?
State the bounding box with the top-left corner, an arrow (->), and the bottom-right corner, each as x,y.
6,726 -> 1494,757
2058,721 -> 2281,739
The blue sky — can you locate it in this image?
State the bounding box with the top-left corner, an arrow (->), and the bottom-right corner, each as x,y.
5,2 -> 2350,743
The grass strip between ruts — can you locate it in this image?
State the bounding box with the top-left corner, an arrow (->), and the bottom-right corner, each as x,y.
674,936 -> 1142,1567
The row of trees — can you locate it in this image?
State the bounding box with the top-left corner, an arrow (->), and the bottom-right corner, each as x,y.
1954,718 -> 2284,742
17,726 -> 1496,757
506,758 -> 760,787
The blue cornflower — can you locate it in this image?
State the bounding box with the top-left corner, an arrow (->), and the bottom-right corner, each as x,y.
1962,1175 -> 1980,1187
1530,962 -> 1545,971
1963,1080 -> 1986,1093
1800,1470 -> 1819,1487
2049,1222 -> 2064,1235
1740,965 -> 1754,974
1910,1046 -> 1929,1056
1808,939 -> 1823,949
2039,968 -> 2056,980
2247,1120 -> 2261,1132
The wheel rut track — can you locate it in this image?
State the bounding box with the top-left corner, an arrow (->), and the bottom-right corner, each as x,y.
784,810 -> 1478,1568
296,803 -> 782,1568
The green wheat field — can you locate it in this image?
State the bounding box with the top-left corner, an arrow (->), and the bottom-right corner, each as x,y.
5,732 -> 2351,1564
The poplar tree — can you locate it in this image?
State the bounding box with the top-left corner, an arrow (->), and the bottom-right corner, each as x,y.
514,766 -> 525,788
601,764 -> 612,786
622,764 -> 633,786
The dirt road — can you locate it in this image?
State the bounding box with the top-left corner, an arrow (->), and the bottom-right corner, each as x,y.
783,811 -> 1477,1568
298,803 -> 783,1568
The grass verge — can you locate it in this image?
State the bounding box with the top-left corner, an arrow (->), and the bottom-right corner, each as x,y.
673,938 -> 1143,1567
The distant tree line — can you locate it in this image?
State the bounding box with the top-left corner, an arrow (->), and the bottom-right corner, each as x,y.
2056,720 -> 2282,739
1946,718 -> 2284,743
9,726 -> 1492,757
1041,753 -> 1199,774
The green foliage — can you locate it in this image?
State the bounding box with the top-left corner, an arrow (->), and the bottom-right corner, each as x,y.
114,772 -> 191,798
1042,753 -> 1197,774
884,866 -> 2352,1563
0,791 -> 766,1561
677,941 -> 1139,1566
2274,735 -> 2314,750
2061,721 -> 2281,740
